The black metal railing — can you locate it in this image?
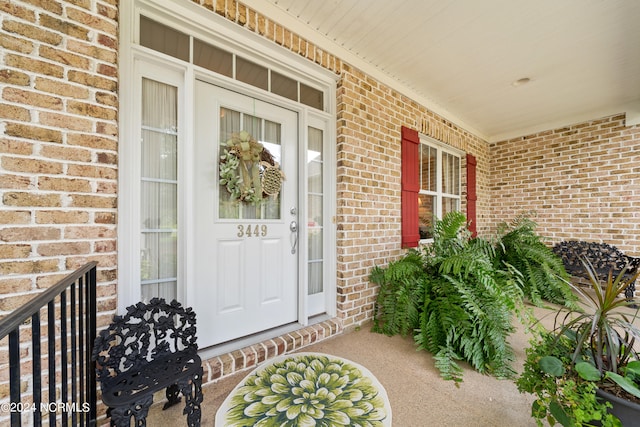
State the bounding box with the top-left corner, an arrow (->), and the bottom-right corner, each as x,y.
0,262 -> 98,426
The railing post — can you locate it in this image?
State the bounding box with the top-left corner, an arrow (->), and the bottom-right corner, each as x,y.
9,330 -> 21,427
32,312 -> 42,426
0,262 -> 98,427
88,266 -> 98,425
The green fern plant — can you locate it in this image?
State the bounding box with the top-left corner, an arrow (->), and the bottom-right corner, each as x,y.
415,211 -> 523,382
371,211 -> 572,384
370,251 -> 426,336
495,213 -> 577,308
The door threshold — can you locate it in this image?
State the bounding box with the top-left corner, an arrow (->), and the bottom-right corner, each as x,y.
199,314 -> 334,361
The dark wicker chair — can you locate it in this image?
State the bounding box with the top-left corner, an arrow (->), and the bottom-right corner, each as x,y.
92,298 -> 203,426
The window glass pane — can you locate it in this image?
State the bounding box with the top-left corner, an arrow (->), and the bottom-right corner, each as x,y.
419,194 -> 435,240
262,120 -> 282,219
142,79 -> 177,129
308,261 -> 323,295
140,16 -> 189,62
218,109 -> 282,220
300,83 -> 324,110
309,231 -> 323,260
141,181 -> 177,229
219,107 -> 241,141
141,78 -> 178,300
442,152 -> 460,195
142,281 -> 176,303
308,162 -> 323,193
308,127 -> 323,193
219,108 -> 240,219
140,233 -> 177,289
308,125 -> 323,295
193,39 -> 232,77
271,71 -> 297,101
308,127 -> 323,157
236,56 -> 268,90
244,114 -> 261,140
141,130 -> 177,180
421,145 -> 436,192
442,197 -> 459,217
263,120 -> 281,145
309,195 -> 323,226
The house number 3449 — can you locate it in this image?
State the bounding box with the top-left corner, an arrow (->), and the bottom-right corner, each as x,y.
237,224 -> 268,237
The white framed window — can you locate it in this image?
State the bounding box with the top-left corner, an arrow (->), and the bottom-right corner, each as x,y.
418,136 -> 462,240
305,114 -> 336,317
117,54 -> 187,309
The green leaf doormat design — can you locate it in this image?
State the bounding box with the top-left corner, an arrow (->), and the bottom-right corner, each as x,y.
216,352 -> 392,426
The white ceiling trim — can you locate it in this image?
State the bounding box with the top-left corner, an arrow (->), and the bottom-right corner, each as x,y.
490,106 -> 631,143
241,0 -> 487,141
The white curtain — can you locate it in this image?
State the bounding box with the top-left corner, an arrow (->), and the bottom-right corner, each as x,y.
140,78 -> 178,302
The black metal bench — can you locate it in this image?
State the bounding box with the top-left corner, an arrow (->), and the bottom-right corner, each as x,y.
552,240 -> 640,299
92,298 -> 203,426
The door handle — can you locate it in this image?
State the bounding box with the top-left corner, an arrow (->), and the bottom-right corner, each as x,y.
290,221 -> 298,254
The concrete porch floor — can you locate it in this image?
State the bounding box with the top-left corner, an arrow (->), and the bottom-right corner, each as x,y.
141,304 -> 568,426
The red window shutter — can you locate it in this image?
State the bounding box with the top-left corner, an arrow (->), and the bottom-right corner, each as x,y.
466,153 -> 477,237
401,126 -> 420,248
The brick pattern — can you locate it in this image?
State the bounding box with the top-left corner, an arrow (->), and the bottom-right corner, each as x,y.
202,319 -> 343,383
0,0 -> 119,294
335,66 -> 489,327
490,114 -> 640,255
0,0 -> 118,419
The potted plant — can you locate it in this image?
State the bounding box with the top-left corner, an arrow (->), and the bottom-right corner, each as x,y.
517,259 -> 640,426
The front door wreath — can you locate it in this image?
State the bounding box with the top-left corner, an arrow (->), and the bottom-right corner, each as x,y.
219,130 -> 285,204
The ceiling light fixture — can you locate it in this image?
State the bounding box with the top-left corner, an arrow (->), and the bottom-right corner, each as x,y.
511,77 -> 531,87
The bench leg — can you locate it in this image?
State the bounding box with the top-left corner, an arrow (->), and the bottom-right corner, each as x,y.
178,367 -> 204,427
163,383 -> 182,409
109,394 -> 154,427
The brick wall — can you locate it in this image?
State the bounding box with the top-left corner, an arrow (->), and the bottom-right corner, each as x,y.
0,0 -> 118,306
335,65 -> 489,327
490,114 -> 640,255
0,0 -> 118,416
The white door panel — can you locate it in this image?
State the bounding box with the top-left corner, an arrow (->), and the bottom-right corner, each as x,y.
194,81 -> 298,347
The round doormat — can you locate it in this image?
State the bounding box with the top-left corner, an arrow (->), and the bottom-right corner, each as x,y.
215,352 -> 392,426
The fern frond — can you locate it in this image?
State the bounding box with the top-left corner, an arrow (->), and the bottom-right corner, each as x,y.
495,213 -> 577,308
370,251 -> 426,336
433,346 -> 464,383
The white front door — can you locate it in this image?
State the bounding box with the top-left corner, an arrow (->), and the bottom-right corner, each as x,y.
194,81 -> 299,347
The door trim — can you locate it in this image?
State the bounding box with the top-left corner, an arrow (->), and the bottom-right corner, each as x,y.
119,0 -> 338,349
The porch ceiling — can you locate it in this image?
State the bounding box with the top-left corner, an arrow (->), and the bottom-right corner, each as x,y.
241,0 -> 640,142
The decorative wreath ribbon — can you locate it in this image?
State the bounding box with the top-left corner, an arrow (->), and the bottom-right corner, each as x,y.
219,131 -> 285,204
